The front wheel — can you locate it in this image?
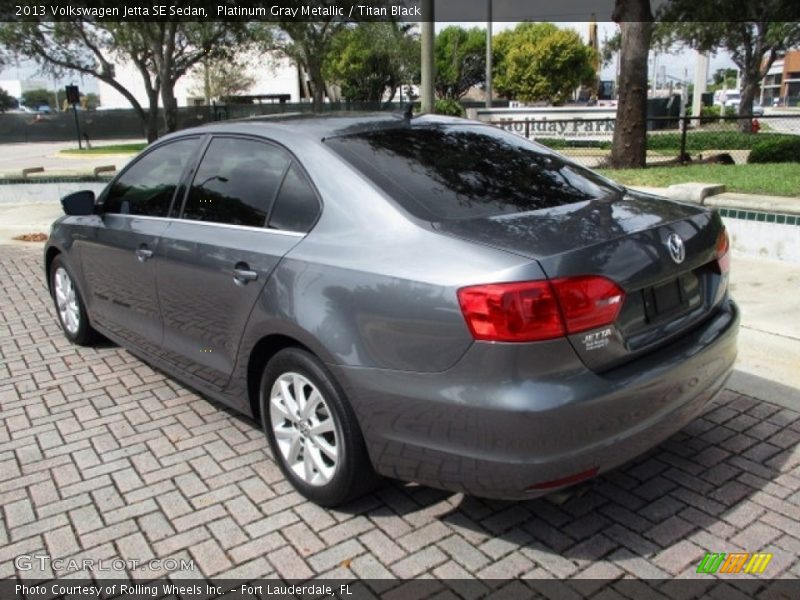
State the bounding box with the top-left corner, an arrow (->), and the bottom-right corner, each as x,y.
260,348 -> 378,507
50,255 -> 97,346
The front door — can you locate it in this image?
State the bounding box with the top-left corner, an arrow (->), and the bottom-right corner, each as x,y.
79,138 -> 199,350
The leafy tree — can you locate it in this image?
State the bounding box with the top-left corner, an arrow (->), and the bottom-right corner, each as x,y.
324,23 -> 418,104
273,22 -> 338,110
0,87 -> 16,112
188,57 -> 257,103
493,23 -> 595,104
600,30 -> 622,68
0,21 -> 160,139
434,98 -> 465,117
656,2 -> 800,130
81,93 -> 101,111
434,26 -> 486,100
495,23 -> 558,98
0,21 -> 250,140
133,22 -> 252,133
609,0 -> 654,168
712,67 -> 738,88
21,88 -> 56,109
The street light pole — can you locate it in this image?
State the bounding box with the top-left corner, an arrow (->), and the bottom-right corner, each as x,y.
486,0 -> 493,108
420,0 -> 435,114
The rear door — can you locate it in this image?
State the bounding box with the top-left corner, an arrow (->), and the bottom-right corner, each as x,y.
79,138 -> 199,349
155,135 -> 320,389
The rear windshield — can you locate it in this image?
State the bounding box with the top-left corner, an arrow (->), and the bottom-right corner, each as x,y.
324,124 -> 620,221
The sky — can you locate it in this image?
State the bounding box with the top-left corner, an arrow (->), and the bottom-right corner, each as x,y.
0,21 -> 738,98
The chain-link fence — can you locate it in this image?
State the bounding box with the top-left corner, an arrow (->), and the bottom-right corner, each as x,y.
490,114 -> 800,167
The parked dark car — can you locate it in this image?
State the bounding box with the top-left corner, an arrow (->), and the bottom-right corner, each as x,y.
45,114 -> 739,506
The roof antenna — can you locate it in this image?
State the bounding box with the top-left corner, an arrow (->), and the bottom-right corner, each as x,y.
403,102 -> 414,123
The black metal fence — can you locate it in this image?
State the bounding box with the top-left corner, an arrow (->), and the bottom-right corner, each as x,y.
490,114 -> 800,167
2,103 -> 799,169
0,101 -> 408,144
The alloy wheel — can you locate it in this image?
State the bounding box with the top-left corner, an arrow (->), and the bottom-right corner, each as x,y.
54,266 -> 80,335
269,372 -> 338,486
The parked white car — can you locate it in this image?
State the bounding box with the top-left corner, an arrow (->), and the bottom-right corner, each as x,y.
715,90 -> 741,110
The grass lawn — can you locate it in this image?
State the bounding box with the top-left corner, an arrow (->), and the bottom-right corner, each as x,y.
597,163 -> 800,198
538,131 -> 794,152
60,142 -> 147,155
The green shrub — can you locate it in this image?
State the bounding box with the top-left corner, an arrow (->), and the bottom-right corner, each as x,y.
748,137 -> 800,164
648,131 -> 795,152
434,98 -> 465,117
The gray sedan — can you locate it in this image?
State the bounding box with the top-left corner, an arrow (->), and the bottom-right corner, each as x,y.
45,114 -> 739,506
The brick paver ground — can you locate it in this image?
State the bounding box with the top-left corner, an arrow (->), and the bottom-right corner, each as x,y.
2,245 -> 800,582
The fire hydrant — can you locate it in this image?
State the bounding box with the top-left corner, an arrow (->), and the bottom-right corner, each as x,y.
751,118 -> 761,133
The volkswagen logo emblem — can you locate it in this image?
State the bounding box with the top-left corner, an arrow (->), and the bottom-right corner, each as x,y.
667,233 -> 685,264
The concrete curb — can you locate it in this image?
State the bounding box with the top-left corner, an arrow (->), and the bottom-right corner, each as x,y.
631,184 -> 800,215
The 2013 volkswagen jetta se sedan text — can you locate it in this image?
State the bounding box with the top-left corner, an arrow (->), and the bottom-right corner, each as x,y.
45,114 -> 739,506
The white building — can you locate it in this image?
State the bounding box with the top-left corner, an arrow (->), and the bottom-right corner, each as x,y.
0,77 -> 60,102
97,52 -> 302,109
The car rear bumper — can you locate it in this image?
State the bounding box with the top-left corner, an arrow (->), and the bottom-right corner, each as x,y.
332,298 -> 739,499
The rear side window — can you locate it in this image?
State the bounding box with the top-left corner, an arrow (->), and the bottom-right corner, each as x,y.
181,137 -> 291,227
268,163 -> 320,233
103,138 -> 197,217
324,124 -> 620,221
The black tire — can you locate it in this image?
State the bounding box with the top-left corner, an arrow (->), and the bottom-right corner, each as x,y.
50,255 -> 98,346
260,347 -> 378,507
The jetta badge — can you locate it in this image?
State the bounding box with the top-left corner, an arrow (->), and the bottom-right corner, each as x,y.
667,233 -> 685,264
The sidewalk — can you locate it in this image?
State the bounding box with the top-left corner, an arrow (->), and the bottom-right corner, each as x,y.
727,255 -> 800,409
632,185 -> 800,216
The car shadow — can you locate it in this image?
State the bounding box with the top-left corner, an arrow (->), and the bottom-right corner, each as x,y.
336,370 -> 796,570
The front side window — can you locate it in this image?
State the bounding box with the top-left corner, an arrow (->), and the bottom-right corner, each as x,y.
181,137 -> 292,227
103,138 -> 198,217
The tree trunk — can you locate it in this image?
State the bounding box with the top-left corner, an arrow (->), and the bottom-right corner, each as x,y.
161,84 -> 179,133
145,88 -> 160,142
305,55 -> 326,112
609,0 -> 653,168
310,71 -> 325,112
738,73 -> 759,133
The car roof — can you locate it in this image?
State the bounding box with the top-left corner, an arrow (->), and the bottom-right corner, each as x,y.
163,112 -> 472,143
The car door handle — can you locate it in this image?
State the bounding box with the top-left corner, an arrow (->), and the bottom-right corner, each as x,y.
233,264 -> 258,286
135,247 -> 153,262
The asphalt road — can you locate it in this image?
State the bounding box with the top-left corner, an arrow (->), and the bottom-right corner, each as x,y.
0,139 -> 141,177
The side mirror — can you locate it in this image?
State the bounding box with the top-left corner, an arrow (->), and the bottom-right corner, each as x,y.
61,190 -> 96,216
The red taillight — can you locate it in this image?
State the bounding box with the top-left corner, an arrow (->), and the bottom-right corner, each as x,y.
551,276 -> 625,335
457,276 -> 625,343
715,227 -> 730,274
457,281 -> 564,342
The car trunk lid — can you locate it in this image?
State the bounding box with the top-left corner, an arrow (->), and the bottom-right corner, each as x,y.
437,190 -> 730,371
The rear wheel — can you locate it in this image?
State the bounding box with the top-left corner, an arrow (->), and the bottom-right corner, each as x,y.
50,255 -> 97,346
260,348 -> 378,506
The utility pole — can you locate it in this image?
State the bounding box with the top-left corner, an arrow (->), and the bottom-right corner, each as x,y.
692,50 -> 709,125
485,0 -> 492,108
420,0 -> 435,114
588,14 -> 599,102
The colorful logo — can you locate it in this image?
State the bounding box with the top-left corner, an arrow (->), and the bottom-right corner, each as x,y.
696,552 -> 773,575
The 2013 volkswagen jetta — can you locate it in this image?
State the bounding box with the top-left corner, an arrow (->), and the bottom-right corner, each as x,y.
45,114 -> 739,506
